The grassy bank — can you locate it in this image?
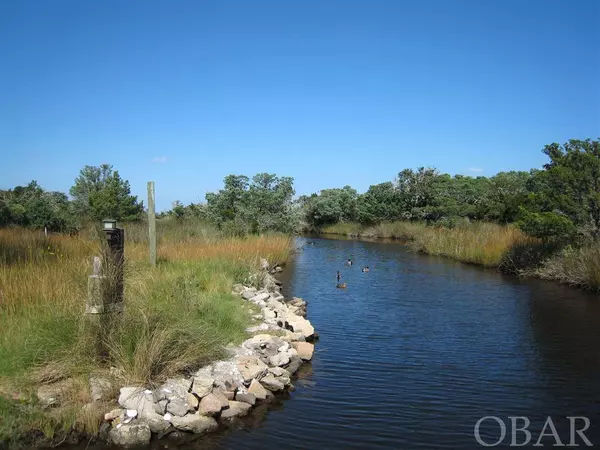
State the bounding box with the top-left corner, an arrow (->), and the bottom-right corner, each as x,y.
321,221 -> 600,290
0,222 -> 292,445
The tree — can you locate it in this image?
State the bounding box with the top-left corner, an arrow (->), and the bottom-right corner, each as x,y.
70,165 -> 143,222
519,139 -> 600,239
304,186 -> 359,227
356,182 -> 402,224
205,173 -> 298,234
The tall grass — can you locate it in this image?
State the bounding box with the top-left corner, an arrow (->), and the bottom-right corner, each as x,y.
0,221 -> 292,443
532,244 -> 600,291
322,221 -> 536,267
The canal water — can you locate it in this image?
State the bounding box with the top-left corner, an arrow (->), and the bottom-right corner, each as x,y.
83,236 -> 600,449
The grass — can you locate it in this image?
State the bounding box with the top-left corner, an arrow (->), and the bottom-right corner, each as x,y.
322,221 -> 536,267
322,220 -> 600,288
0,221 -> 292,446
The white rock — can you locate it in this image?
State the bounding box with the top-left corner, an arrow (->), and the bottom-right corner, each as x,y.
109,422 -> 151,446
171,413 -> 218,434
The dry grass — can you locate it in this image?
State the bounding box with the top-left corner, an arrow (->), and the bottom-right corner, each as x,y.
322,221 -> 536,267
0,222 -> 292,442
532,243 -> 600,290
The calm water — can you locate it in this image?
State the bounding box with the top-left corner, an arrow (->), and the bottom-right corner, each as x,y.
82,237 -> 600,449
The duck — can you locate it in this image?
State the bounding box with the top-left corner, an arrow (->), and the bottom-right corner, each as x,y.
336,283 -> 347,289
362,266 -> 370,273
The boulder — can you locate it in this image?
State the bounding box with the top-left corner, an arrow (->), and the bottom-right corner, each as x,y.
109,422 -> 151,447
231,284 -> 245,295
191,374 -> 214,398
235,392 -> 256,406
211,389 -> 231,407
268,366 -> 290,378
210,361 -> 246,390
247,379 -> 268,401
268,352 -> 290,367
235,355 -> 268,383
199,393 -> 222,416
294,342 -> 315,361
241,289 -> 257,300
37,378 -> 74,408
259,374 -> 285,392
160,378 -> 191,400
285,356 -> 303,375
154,399 -> 168,415
171,413 -> 218,434
140,411 -> 170,434
166,398 -> 189,417
89,376 -> 113,403
250,292 -> 270,303
220,400 -> 252,419
187,393 -> 199,410
104,408 -> 125,422
260,258 -> 270,270
286,315 -> 315,340
118,388 -> 155,417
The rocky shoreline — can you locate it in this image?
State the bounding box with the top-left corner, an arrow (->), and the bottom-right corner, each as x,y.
99,266 -> 317,447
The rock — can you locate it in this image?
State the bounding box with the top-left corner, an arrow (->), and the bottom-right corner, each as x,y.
126,409 -> 138,419
187,393 -> 199,410
235,355 -> 268,383
242,334 -> 287,363
268,366 -> 290,378
118,388 -> 155,417
246,323 -> 271,333
104,408 -> 124,422
268,352 -> 290,367
250,292 -> 270,303
211,389 -> 231,408
259,374 -> 285,392
154,399 -> 168,415
140,411 -> 170,434
262,308 -> 276,321
199,393 -> 222,416
231,284 -> 245,295
166,398 -> 189,417
109,422 -> 151,447
220,400 -> 252,419
37,378 -> 74,408
241,289 -> 257,300
273,266 -> 283,273
89,376 -> 112,403
210,361 -> 245,390
160,378 -> 191,400
285,356 -> 303,375
247,379 -> 268,401
171,413 -> 218,434
235,392 -> 256,406
294,342 -> 315,361
270,293 -> 285,303
191,374 -> 214,398
286,315 -> 315,340
223,390 -> 235,400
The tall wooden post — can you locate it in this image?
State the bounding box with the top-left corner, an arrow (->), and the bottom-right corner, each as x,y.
148,181 -> 157,266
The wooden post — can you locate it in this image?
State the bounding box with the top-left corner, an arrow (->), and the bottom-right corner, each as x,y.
148,181 -> 157,266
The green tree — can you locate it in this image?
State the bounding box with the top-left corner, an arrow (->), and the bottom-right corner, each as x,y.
520,139 -> 600,239
70,165 -> 143,222
356,182 -> 403,224
304,186 -> 359,227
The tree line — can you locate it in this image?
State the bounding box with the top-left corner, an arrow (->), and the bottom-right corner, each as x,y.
1,138 -> 599,242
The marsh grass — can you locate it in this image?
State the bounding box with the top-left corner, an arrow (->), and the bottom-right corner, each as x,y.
0,222 -> 292,443
322,221 -> 536,267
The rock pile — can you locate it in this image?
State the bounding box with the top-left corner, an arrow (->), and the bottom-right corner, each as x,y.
103,264 -> 316,447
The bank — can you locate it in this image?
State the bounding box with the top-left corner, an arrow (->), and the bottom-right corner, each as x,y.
319,221 -> 600,291
0,227 -> 315,448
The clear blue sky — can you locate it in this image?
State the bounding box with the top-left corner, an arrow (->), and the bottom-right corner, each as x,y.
1,0 -> 599,211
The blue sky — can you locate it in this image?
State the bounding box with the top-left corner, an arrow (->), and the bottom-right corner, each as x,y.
1,0 -> 599,211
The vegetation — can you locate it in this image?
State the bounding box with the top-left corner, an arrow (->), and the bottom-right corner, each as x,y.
0,224 -> 292,445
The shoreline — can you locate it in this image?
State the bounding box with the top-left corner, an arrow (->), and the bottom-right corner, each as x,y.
3,266 -> 317,449
314,230 -> 600,292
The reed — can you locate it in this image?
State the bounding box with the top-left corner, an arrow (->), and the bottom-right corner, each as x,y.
0,223 -> 292,442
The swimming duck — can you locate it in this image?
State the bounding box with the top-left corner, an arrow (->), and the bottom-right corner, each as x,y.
336,283 -> 347,289
362,266 -> 370,272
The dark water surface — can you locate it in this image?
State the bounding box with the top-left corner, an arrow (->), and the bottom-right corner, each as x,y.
82,237 -> 600,449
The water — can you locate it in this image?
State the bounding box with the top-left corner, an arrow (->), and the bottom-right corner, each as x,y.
79,237 -> 600,449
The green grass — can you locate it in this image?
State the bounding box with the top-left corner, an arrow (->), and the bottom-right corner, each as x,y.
0,225 -> 292,444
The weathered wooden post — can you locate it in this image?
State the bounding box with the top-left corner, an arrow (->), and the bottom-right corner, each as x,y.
148,181 -> 157,266
85,219 -> 125,358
